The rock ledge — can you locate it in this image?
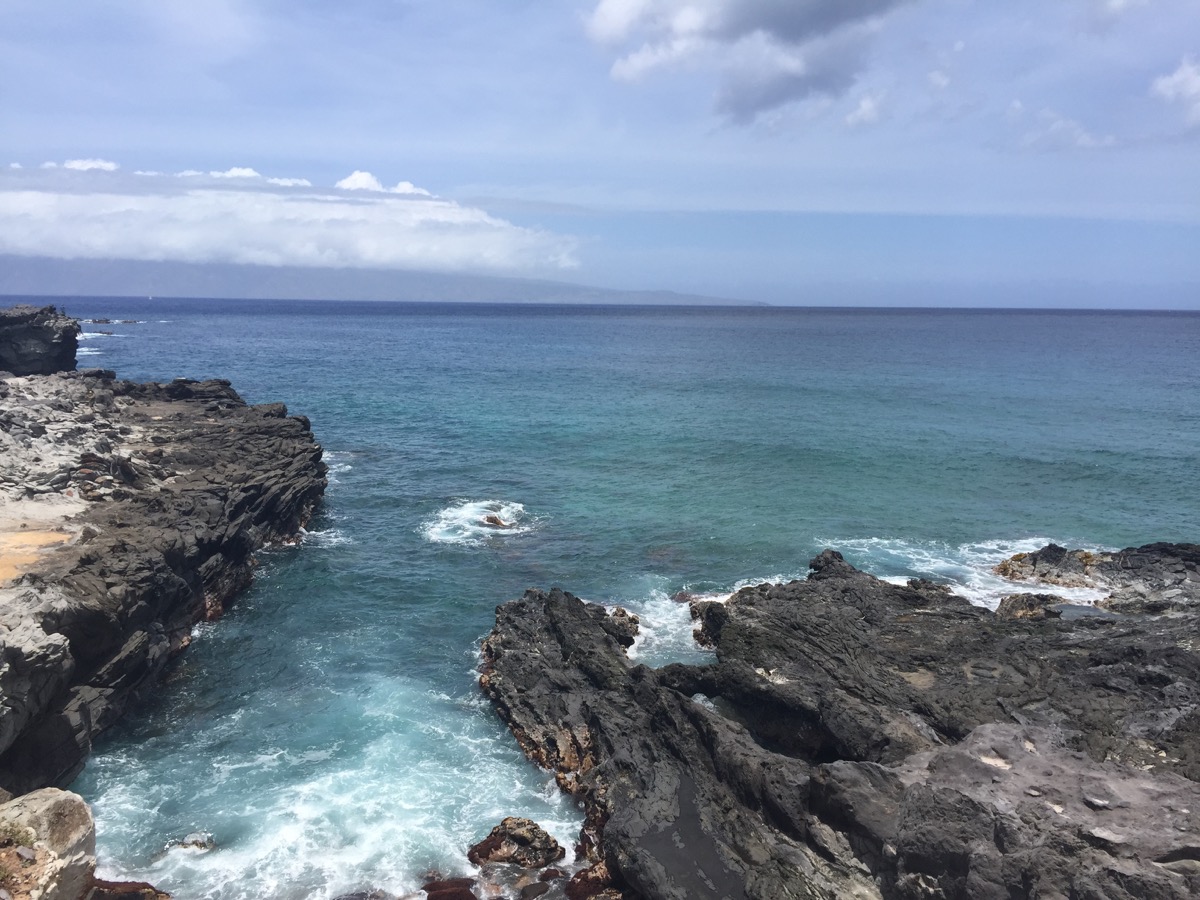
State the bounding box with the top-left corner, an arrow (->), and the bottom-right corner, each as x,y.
481,546 -> 1200,899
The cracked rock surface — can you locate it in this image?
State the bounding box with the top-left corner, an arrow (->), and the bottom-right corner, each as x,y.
481,548 -> 1200,899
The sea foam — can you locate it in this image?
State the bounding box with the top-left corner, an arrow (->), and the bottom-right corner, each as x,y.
421,499 -> 536,546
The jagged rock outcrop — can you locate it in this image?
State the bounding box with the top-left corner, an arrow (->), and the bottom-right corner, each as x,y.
0,306 -> 80,376
0,369 -> 326,795
996,541 -> 1200,613
468,817 -> 565,869
480,549 -> 1200,899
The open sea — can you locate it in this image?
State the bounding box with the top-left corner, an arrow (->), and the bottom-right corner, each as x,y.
48,297 -> 1200,898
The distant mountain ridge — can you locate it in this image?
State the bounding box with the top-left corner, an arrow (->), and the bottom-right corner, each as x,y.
0,256 -> 756,306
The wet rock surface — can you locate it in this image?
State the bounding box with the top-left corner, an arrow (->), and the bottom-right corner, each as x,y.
0,306 -> 79,377
0,368 -> 326,795
468,817 -> 566,869
996,541 -> 1200,613
481,547 -> 1200,899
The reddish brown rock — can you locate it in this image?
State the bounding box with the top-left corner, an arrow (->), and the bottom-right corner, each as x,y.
466,817 -> 564,869
421,877 -> 478,900
565,861 -> 617,900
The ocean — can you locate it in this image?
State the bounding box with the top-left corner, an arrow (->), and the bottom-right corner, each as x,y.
55,298 -> 1200,898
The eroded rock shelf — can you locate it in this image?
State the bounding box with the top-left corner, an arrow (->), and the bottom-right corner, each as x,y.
481,547 -> 1200,899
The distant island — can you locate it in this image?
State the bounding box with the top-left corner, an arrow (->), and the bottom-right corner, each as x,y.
0,256 -> 759,306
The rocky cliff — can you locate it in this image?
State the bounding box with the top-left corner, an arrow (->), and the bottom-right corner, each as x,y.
0,366 -> 326,796
480,547 -> 1200,899
0,306 -> 80,376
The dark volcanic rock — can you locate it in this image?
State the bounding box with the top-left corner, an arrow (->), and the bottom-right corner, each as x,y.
467,816 -> 565,868
0,370 -> 326,794
996,541 -> 1200,613
994,592 -> 1062,620
481,550 -> 1200,899
0,305 -> 80,375
421,877 -> 479,900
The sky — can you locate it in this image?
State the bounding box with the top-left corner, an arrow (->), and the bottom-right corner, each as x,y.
2,0 -> 1199,306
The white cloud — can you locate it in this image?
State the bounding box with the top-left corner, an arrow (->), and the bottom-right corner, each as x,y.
210,166 -> 261,178
928,70 -> 950,90
40,162 -> 59,169
391,181 -> 431,196
1153,58 -> 1200,125
336,170 -> 386,191
1022,109 -> 1115,150
64,158 -> 119,172
335,171 -> 433,196
0,166 -> 577,274
846,93 -> 883,127
8,163 -> 21,170
587,0 -> 909,122
266,177 -> 312,187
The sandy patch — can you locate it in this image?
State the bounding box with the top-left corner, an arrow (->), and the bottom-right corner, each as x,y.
0,495 -> 86,584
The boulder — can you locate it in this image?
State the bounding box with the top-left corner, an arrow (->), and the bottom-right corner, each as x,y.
421,877 -> 478,900
467,817 -> 564,869
994,592 -> 1062,620
0,788 -> 95,900
0,306 -> 79,376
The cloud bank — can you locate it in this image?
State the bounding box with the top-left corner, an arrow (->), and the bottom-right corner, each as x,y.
0,165 -> 577,273
587,0 -> 911,121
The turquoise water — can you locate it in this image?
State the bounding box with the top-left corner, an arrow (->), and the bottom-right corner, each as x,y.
58,299 -> 1200,898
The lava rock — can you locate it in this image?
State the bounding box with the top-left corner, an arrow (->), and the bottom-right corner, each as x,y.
0,305 -> 80,376
996,541 -> 1200,613
421,877 -> 478,900
467,817 -> 565,868
0,370 -> 326,794
482,550 -> 1200,899
994,592 -> 1063,620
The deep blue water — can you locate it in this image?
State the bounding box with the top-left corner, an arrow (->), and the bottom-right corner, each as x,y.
45,297 -> 1200,898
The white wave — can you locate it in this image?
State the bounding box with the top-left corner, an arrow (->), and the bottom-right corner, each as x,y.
298,526 -> 353,548
610,538 -> 1113,667
815,536 -> 1112,610
321,451 -> 354,485
91,678 -> 581,900
421,499 -> 536,546
77,347 -> 104,356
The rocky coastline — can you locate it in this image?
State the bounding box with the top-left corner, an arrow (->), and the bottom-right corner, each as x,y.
480,544 -> 1200,899
0,305 -> 326,897
5,303 -> 1199,900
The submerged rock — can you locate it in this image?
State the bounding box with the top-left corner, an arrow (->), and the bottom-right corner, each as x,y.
481,550 -> 1200,899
